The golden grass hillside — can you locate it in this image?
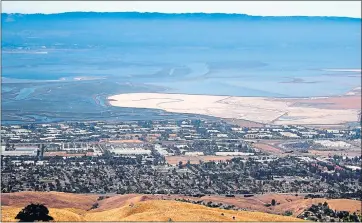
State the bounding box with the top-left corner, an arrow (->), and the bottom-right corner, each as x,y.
2,199 -> 304,222
281,198 -> 362,216
1,191 -> 98,210
164,194 -> 362,217
86,200 -> 304,222
94,194 -> 153,211
1,206 -> 86,222
2,192 -> 361,221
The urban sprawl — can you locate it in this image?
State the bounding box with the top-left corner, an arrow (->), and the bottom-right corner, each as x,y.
1,119 -> 360,200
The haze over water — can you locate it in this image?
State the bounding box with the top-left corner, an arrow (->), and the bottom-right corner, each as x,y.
1,12 -> 361,123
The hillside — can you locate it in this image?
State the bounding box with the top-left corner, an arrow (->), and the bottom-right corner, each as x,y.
2,200 -> 302,222
1,192 -> 303,222
2,192 -> 361,222
1,206 -> 85,222
154,194 -> 362,217
1,191 -> 98,210
84,200 -> 303,222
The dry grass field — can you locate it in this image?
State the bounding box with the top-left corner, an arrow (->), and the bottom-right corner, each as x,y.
1,206 -> 86,222
162,194 -> 362,217
84,200 -> 303,222
1,191 -> 98,209
1,197 -> 303,222
2,192 -> 361,221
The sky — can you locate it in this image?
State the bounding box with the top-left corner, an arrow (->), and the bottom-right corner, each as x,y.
2,1 -> 361,18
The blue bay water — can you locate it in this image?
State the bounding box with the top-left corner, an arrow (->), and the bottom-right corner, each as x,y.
2,13 -> 361,98
1,13 -> 361,124
14,88 -> 35,100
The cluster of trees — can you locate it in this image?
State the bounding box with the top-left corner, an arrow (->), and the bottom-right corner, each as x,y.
15,203 -> 53,222
298,202 -> 361,222
174,198 -> 238,211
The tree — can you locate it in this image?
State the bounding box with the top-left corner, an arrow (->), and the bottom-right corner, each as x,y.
15,203 -> 54,222
90,202 -> 99,210
271,199 -> 276,206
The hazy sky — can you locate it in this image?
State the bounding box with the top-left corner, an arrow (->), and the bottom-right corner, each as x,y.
2,1 -> 361,18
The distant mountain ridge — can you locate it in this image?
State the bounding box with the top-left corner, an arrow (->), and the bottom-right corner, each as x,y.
1,12 -> 361,21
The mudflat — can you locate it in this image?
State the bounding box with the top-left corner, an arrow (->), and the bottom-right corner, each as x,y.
108,93 -> 361,125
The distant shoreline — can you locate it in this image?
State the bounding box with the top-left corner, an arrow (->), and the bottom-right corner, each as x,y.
2,12 -> 361,20
106,85 -> 361,101
322,69 -> 362,72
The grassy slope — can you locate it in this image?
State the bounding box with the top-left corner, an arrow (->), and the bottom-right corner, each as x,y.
2,200 -> 303,222
85,200 -> 303,222
2,192 -> 361,222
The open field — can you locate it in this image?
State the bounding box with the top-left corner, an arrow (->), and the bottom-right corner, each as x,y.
165,155 -> 234,165
253,143 -> 284,154
84,200 -> 303,222
108,93 -> 360,125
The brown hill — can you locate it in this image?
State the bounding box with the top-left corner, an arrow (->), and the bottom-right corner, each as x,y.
1,192 -> 303,222
163,194 -> 361,217
94,194 -> 155,212
85,200 -> 303,222
1,206 -> 85,222
1,200 -> 305,222
278,198 -> 362,216
2,192 -> 360,221
1,191 -> 98,210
